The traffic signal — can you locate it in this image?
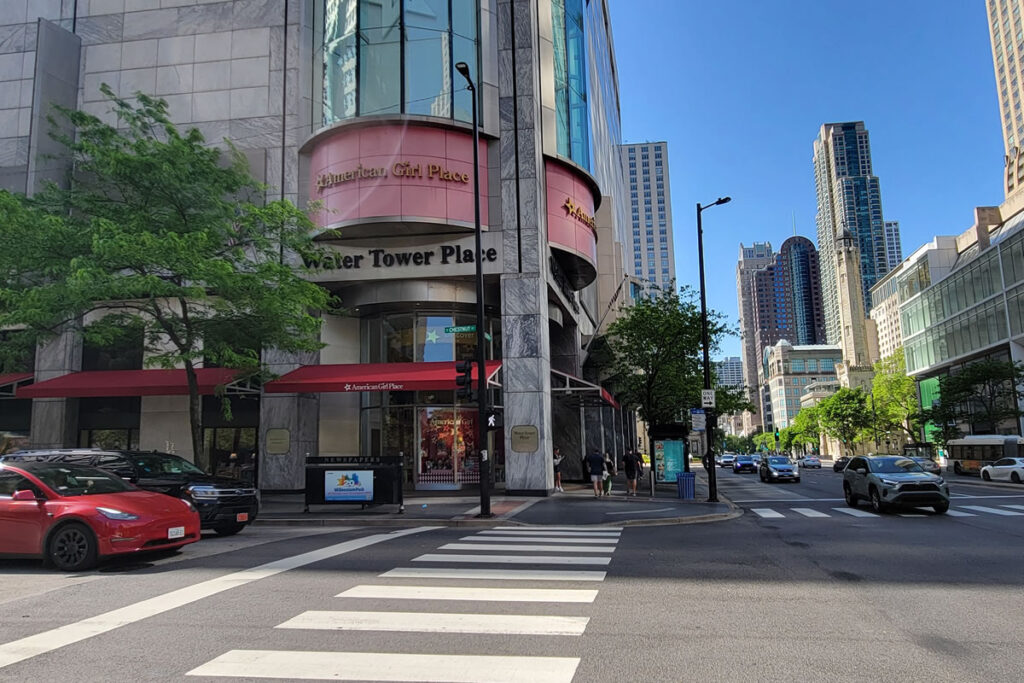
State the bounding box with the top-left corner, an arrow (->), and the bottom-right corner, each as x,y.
774,430 -> 780,440
486,409 -> 502,430
455,360 -> 474,401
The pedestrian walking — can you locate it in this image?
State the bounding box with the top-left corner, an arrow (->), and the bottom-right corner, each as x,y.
602,451 -> 615,496
623,450 -> 642,496
553,447 -> 564,492
584,448 -> 605,498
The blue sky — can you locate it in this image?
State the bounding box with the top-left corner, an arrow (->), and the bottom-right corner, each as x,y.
611,0 -> 1003,359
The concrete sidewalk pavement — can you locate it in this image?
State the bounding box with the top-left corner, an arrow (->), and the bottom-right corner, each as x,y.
255,471 -> 738,528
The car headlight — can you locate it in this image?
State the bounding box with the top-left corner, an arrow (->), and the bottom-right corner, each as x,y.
934,478 -> 944,486
180,497 -> 197,512
97,507 -> 139,521
186,485 -> 219,500
879,478 -> 899,487
770,470 -> 778,477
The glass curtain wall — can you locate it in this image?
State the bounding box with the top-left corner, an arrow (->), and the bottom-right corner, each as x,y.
551,0 -> 590,170
322,0 -> 479,125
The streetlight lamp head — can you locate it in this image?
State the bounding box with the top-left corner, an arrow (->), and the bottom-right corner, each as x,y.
455,61 -> 471,78
717,196 -> 732,205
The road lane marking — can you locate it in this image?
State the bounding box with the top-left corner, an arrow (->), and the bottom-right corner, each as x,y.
438,543 -> 615,553
733,498 -> 844,503
336,585 -> 599,603
1002,504 -> 1024,511
945,509 -> 976,516
751,508 -> 785,518
276,610 -> 589,636
462,535 -> 618,544
899,513 -> 928,517
413,554 -> 611,565
494,526 -> 622,531
791,508 -> 830,518
473,530 -> 620,537
832,508 -> 878,518
0,527 -> 438,671
961,505 -> 1024,516
187,650 -> 580,682
380,568 -> 607,581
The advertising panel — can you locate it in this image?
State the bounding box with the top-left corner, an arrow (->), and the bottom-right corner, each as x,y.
654,440 -> 686,483
324,470 -> 374,501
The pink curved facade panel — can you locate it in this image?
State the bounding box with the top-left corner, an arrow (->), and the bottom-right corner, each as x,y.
309,124 -> 489,229
545,160 -> 598,264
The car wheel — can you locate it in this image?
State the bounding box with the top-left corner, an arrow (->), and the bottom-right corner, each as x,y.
982,470 -> 991,481
843,483 -> 857,507
1012,472 -> 1021,484
794,478 -> 801,483
932,502 -> 949,514
48,523 -> 98,572
869,487 -> 887,514
214,523 -> 246,536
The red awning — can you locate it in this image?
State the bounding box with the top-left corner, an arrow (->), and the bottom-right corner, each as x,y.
264,361 -> 503,394
550,368 -> 620,409
17,368 -> 240,399
0,372 -> 33,397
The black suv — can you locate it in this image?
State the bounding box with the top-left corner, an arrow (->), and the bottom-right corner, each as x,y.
2,449 -> 258,535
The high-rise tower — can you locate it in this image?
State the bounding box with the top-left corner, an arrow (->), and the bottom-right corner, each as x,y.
813,122 -> 889,344
619,142 -> 675,290
987,0 -> 1024,197
736,242 -> 773,432
884,220 -> 902,270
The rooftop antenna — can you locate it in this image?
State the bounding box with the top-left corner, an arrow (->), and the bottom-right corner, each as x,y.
792,210 -> 797,236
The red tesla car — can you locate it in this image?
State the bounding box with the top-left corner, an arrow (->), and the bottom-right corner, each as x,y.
0,460 -> 201,571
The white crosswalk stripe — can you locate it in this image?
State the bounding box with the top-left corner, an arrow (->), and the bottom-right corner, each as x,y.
494,525 -> 622,532
336,585 -> 599,602
960,505 -> 1024,516
791,508 -> 830,518
831,508 -> 878,518
190,524 -> 617,681
439,542 -> 616,553
1002,504 -> 1024,511
187,650 -> 580,682
381,567 -> 607,581
945,509 -> 976,517
752,508 -> 785,518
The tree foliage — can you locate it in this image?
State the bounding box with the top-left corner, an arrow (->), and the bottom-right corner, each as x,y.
817,387 -> 873,452
870,348 -> 922,442
724,433 -> 754,454
789,404 -> 821,452
0,86 -> 337,459
605,285 -> 729,449
923,359 -> 1024,440
752,432 -> 776,453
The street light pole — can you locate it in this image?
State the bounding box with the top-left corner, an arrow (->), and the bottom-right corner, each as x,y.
456,61 -> 490,518
697,197 -> 731,503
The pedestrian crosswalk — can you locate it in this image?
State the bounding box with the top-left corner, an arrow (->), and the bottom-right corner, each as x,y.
187,524 -> 623,682
749,504 -> 1024,519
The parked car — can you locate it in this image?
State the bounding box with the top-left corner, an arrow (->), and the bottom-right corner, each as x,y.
799,456 -> 821,469
3,449 -> 258,535
0,461 -> 200,571
980,457 -> 1024,483
732,454 -> 757,473
759,455 -> 800,483
908,456 -> 941,475
719,453 -> 736,468
833,456 -> 851,472
842,455 -> 949,514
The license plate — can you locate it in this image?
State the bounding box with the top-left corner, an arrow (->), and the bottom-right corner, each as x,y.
167,526 -> 185,539
236,512 -> 249,523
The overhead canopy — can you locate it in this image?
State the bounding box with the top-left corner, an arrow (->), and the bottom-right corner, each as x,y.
17,368 -> 244,399
550,368 -> 619,409
264,361 -> 503,394
0,372 -> 33,398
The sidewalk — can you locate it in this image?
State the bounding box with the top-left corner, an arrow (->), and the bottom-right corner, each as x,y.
255,471 -> 738,528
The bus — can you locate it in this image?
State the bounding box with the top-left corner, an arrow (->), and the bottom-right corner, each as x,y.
945,435 -> 1024,476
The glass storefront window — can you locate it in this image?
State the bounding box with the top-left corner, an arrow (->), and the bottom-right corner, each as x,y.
384,315 -> 415,362
363,311 -> 501,363
321,0 -> 478,125
418,315 -> 455,362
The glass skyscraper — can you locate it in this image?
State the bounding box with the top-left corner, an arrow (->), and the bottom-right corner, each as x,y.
618,142 -> 675,290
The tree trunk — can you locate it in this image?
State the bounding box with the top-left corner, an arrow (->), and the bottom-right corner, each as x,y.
183,360 -> 204,468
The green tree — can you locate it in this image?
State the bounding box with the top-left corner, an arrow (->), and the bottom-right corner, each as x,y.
817,388 -> 873,454
0,87 -> 336,459
923,359 -> 1024,439
724,433 -> 754,454
870,348 -> 922,442
752,432 -> 776,453
789,404 -> 821,453
605,285 -> 729,455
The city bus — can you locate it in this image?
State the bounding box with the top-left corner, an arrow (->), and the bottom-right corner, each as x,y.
945,435 -> 1024,476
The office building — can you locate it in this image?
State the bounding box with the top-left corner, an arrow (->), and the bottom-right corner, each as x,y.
715,357 -> 744,388
619,142 -> 675,290
884,220 -> 902,271
813,121 -> 889,343
987,0 -> 1024,198
869,236 -> 959,361
0,0 -> 636,494
736,241 -> 774,432
762,340 -> 841,430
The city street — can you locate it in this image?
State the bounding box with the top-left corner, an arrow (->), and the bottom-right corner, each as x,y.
2,475 -> 1023,683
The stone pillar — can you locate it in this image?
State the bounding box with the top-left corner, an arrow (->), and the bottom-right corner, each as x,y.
29,327 -> 82,448
259,349 -> 319,491
139,396 -> 193,459
498,0 -> 553,494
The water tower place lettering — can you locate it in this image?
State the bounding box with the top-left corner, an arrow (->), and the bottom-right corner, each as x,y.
307,245 -> 499,271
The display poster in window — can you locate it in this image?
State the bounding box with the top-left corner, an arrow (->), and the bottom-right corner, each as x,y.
418,407 -> 476,485
324,470 -> 374,501
654,440 -> 685,483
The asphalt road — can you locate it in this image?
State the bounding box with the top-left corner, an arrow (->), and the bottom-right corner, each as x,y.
1,471 -> 1022,682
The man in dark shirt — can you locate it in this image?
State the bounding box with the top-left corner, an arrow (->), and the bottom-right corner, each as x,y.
623,450 -> 642,496
584,449 -> 605,498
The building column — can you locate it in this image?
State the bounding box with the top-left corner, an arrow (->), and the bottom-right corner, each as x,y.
258,349 -> 319,491
29,326 -> 82,448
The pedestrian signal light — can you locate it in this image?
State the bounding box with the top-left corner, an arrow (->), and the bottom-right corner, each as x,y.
455,360 -> 474,401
